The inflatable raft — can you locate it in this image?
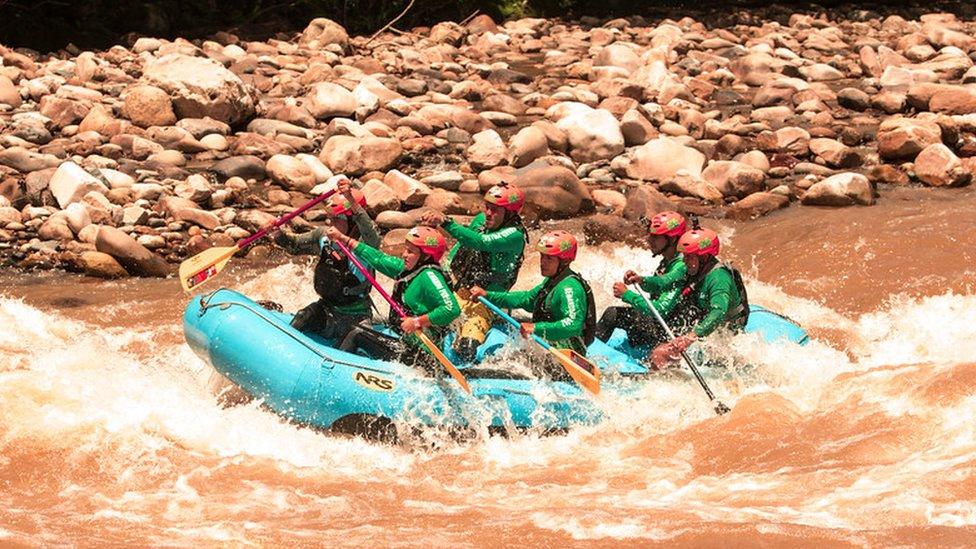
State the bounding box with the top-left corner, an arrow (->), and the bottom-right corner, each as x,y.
183,288 -> 808,437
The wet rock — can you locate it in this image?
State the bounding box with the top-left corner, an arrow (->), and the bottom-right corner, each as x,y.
726,192 -> 789,220
0,75 -> 22,108
63,202 -> 91,234
267,154 -> 316,192
384,170 -> 430,206
319,136 -> 402,175
801,172 -> 874,206
234,209 -> 276,232
38,217 -> 74,240
508,126 -> 549,168
361,179 -> 400,215
514,161 -> 593,221
928,86 -> 976,115
837,87 -> 870,111
467,129 -> 506,170
0,147 -> 61,173
809,138 -> 861,168
914,143 -> 971,187
142,54 -> 256,126
877,118 -> 942,161
49,162 -> 109,208
177,117 -> 231,139
621,137 -> 706,181
701,161 -> 766,198
76,250 -> 128,278
554,105 -> 624,162
211,155 -> 266,180
867,164 -> 910,186
121,85 -> 177,128
659,174 -> 724,203
38,96 -> 90,128
591,189 -> 627,215
622,185 -> 676,222
620,109 -> 658,146
305,82 -> 357,119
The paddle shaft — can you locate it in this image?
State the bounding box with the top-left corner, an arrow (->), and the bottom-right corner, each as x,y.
334,239 -> 407,318
632,283 -> 728,412
477,296 -> 552,350
236,190 -> 336,250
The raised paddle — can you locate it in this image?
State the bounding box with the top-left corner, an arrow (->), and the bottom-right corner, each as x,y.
178,189 -> 337,292
477,296 -> 601,395
632,284 -> 730,415
333,239 -> 471,395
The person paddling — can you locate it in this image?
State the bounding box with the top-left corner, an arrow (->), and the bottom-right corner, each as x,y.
470,230 -> 596,359
421,182 -> 528,361
326,225 -> 460,373
650,228 -> 749,369
596,211 -> 688,348
271,176 -> 380,342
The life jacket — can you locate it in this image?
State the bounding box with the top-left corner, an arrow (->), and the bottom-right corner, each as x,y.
313,237 -> 372,308
679,260 -> 750,329
389,261 -> 449,333
450,214 -> 527,291
532,267 -> 597,347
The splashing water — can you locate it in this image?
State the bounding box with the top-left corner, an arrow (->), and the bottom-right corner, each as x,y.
3,194 -> 976,545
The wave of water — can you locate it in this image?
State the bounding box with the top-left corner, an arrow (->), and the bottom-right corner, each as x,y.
2,245 -> 975,545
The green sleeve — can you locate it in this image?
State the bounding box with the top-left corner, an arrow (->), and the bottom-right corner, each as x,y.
693,272 -> 735,337
620,289 -> 651,315
351,211 -> 380,248
650,287 -> 682,318
639,258 -> 687,295
416,269 -> 460,326
353,241 -> 404,279
444,217 -> 524,253
485,282 -> 542,312
534,277 -> 586,341
274,227 -> 324,255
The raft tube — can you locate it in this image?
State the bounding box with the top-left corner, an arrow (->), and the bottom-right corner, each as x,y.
183,289 -> 808,435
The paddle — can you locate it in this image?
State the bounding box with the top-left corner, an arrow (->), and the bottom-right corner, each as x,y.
632,284 -> 730,415
178,189 -> 337,292
333,239 -> 471,395
477,296 -> 601,395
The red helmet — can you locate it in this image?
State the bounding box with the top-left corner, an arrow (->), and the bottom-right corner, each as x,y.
677,229 -> 720,257
649,211 -> 687,237
537,230 -> 578,261
406,226 -> 447,262
325,189 -> 366,217
484,183 -> 525,212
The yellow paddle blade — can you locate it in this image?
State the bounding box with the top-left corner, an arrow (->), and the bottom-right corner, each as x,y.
552,348 -> 601,395
178,246 -> 239,292
417,332 -> 471,394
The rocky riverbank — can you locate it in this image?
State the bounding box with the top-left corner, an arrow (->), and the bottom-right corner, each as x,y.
0,9 -> 974,278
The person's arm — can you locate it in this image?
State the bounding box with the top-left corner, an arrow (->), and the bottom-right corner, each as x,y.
351,211 -> 381,248
639,259 -> 687,294
620,289 -> 651,315
485,283 -> 541,312
418,269 -> 460,326
353,241 -> 404,279
443,218 -> 524,253
692,271 -> 735,337
274,227 -> 324,255
533,278 -> 586,341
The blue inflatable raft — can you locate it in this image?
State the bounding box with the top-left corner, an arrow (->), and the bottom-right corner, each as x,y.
183,288 -> 808,437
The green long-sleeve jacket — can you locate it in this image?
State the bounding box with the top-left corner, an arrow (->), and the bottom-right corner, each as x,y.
619,255 -> 687,315
275,211 -> 380,315
443,213 -> 527,291
486,271 -> 590,355
353,241 -> 460,329
657,265 -> 743,337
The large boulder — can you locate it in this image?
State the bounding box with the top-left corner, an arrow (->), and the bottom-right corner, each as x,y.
75,251 -> 129,278
305,82 -> 357,119
622,137 -> 706,181
508,126 -> 549,168
877,118 -> 942,161
928,86 -> 976,115
49,162 -> 109,209
809,138 -> 861,168
467,129 -> 506,170
142,54 -> 256,126
726,192 -> 789,220
914,143 -> 971,187
319,135 -> 402,175
299,18 -> 349,50
384,170 -> 431,206
121,85 -> 177,128
0,147 -> 61,173
95,225 -> 171,277
702,161 -> 766,198
266,154 -> 316,191
801,173 -> 875,206
514,161 -> 593,221
554,106 -> 624,163
594,43 -> 643,73
622,185 -> 676,222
